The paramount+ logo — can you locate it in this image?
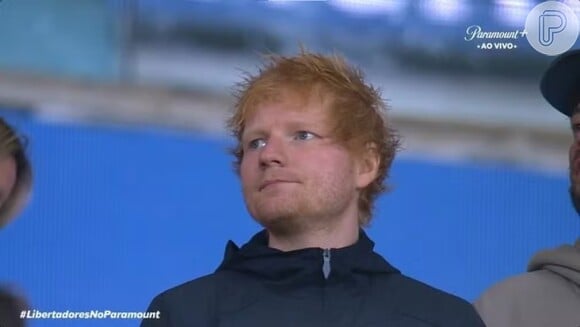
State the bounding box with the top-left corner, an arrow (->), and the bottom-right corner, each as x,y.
464,0 -> 580,56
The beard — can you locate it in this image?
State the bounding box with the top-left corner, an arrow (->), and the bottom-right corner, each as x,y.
245,182 -> 355,237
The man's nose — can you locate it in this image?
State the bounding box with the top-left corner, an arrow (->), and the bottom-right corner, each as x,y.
259,136 -> 287,168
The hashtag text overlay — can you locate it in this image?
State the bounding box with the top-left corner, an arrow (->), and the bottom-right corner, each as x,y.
20,309 -> 160,320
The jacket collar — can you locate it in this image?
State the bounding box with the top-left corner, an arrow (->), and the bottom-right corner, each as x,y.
216,229 -> 399,283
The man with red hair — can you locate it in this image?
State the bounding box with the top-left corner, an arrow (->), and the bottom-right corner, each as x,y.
142,51 -> 485,327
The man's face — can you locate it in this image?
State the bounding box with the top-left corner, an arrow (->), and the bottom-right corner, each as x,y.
569,110 -> 580,214
239,95 -> 363,234
0,154 -> 17,213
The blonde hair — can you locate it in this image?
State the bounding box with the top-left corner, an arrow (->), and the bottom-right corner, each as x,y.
0,118 -> 32,228
227,49 -> 400,225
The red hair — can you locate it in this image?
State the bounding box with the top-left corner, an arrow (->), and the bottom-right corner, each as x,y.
227,50 -> 400,225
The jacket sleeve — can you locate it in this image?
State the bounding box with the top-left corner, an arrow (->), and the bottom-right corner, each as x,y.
141,294 -> 172,327
474,279 -> 520,327
139,277 -> 218,327
474,289 -> 509,327
463,303 -> 488,327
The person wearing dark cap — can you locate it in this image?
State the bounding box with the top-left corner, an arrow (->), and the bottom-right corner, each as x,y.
474,50 -> 580,327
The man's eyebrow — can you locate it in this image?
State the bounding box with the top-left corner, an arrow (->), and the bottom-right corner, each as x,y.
243,120 -> 317,137
241,128 -> 267,140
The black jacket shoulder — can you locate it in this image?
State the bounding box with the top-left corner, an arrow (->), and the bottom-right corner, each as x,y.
141,274 -> 219,327
142,230 -> 485,327
379,273 -> 484,326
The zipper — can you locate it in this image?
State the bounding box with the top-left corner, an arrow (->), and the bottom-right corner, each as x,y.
322,248 -> 332,327
322,248 -> 331,279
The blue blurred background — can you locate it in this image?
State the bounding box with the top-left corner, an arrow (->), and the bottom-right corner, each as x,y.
0,1 -> 579,326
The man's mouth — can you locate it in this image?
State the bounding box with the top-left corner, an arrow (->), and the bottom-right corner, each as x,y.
259,180 -> 295,191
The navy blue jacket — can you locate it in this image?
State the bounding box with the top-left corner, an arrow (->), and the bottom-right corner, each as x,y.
142,230 -> 485,327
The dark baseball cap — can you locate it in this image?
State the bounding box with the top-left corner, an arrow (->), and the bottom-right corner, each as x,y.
540,49 -> 580,117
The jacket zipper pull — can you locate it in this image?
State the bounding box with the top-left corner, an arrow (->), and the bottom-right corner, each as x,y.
322,249 -> 331,279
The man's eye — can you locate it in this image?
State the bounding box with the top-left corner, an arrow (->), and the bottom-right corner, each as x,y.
295,131 -> 315,141
248,139 -> 266,149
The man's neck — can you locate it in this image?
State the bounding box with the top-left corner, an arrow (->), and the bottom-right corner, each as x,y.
267,219 -> 360,252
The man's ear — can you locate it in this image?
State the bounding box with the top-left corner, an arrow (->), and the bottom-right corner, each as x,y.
355,142 -> 380,189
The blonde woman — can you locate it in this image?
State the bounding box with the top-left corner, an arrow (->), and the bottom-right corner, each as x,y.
0,117 -> 32,327
0,117 -> 32,229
